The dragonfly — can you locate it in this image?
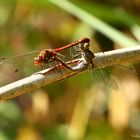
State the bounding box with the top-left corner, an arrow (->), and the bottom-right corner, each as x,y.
0,38 -> 89,86
0,37 -> 119,90
34,38 -> 90,70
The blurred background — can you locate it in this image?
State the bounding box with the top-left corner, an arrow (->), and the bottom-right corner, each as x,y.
0,0 -> 140,140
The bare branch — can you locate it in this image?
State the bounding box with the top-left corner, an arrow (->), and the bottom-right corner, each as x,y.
0,46 -> 140,100
93,45 -> 140,68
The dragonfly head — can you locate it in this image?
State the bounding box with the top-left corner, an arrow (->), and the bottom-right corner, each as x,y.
34,50 -> 53,66
84,42 -> 90,50
79,38 -> 90,50
81,42 -> 90,50
34,56 -> 43,66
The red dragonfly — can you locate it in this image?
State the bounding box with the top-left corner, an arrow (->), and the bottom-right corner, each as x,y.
34,38 -> 90,70
0,38 -> 89,85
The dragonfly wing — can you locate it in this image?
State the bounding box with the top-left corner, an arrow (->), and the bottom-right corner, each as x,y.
0,51 -> 40,86
54,46 -> 83,69
55,43 -> 83,61
93,68 -> 119,90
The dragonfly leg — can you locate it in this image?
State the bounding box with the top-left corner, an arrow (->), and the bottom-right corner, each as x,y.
54,57 -> 79,71
55,61 -> 63,75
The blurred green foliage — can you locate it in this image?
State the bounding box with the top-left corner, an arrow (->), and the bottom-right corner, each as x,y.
0,0 -> 140,140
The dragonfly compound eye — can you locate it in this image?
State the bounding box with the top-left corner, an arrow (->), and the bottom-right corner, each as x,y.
84,42 -> 90,50
81,42 -> 90,50
34,56 -> 43,65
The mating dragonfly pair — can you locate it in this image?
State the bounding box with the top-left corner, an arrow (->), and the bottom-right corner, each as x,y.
0,37 -> 118,89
